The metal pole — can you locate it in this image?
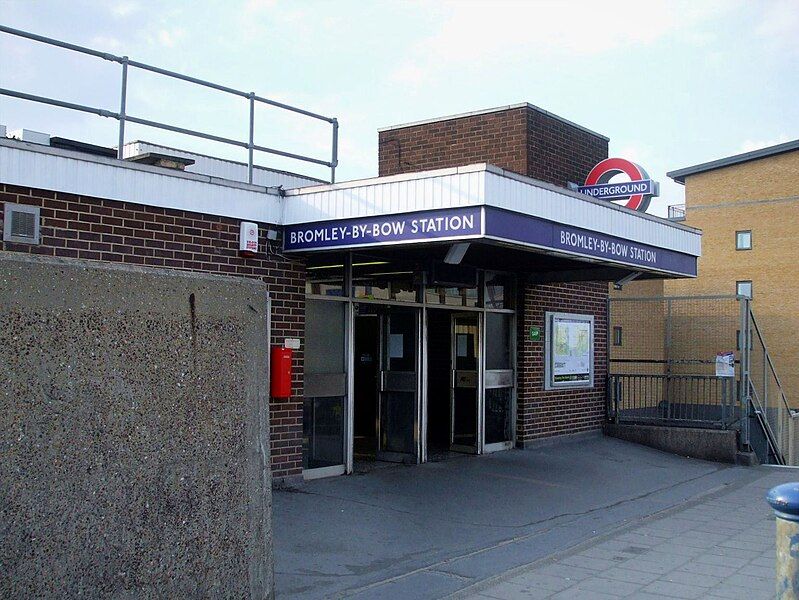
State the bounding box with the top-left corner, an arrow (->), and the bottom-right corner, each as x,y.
117,57 -> 129,159
330,118 -> 339,183
665,298 -> 672,418
767,483 -> 799,598
248,92 -> 255,184
741,297 -> 751,450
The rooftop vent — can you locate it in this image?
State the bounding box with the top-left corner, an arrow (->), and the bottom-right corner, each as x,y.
8,128 -> 50,146
3,203 -> 41,244
125,151 -> 195,171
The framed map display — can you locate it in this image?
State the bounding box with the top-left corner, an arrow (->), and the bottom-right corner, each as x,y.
544,312 -> 594,390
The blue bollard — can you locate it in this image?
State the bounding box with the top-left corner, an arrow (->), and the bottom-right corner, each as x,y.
767,483 -> 799,599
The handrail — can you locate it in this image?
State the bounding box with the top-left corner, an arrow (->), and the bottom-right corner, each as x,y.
0,24 -> 339,183
750,311 -> 792,399
748,383 -> 786,465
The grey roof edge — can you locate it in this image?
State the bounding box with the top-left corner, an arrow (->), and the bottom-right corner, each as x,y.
286,161 -> 701,236
0,137 -> 283,195
667,139 -> 799,184
377,102 -> 610,142
124,140 -> 326,183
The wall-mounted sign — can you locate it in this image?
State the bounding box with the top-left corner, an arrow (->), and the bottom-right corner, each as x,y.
285,206 -> 698,278
284,206 -> 482,251
529,326 -> 541,342
715,352 -> 735,378
577,158 -> 660,213
544,312 -> 594,390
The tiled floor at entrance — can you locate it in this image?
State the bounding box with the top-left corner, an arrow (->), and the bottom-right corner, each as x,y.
272,435 -> 778,599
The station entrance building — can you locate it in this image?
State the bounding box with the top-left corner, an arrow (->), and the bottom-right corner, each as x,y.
0,103 -> 700,482
289,104 -> 700,479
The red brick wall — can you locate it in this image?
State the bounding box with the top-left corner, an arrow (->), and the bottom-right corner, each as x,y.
0,184 -> 305,480
378,105 -> 608,188
516,281 -> 608,443
379,108 -> 528,176
525,109 -> 609,187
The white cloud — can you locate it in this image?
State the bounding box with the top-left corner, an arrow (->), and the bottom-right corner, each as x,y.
91,35 -> 124,52
156,28 -> 186,48
389,0 -> 738,91
739,134 -> 794,153
244,0 -> 278,13
756,0 -> 799,54
111,1 -> 140,18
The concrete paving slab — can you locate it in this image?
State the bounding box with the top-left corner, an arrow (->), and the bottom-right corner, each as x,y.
459,469 -> 793,600
273,436 -> 780,599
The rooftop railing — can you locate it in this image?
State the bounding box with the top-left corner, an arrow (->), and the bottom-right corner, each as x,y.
667,204 -> 686,221
0,25 -> 339,184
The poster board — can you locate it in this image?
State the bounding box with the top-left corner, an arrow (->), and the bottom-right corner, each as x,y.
544,312 -> 594,390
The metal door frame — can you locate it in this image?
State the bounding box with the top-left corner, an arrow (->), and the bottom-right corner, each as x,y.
376,307 -> 422,464
449,311 -> 482,454
483,311 -> 516,454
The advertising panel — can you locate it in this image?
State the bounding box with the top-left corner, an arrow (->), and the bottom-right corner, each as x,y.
545,312 -> 594,390
552,317 -> 592,383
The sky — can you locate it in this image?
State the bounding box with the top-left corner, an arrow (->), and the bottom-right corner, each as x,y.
1,0 -> 798,216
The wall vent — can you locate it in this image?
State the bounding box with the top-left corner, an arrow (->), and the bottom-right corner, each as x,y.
3,203 -> 41,244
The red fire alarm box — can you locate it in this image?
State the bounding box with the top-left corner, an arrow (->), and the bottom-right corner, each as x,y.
270,346 -> 293,398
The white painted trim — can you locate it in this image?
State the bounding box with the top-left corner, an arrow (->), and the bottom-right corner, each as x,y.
0,140 -> 284,225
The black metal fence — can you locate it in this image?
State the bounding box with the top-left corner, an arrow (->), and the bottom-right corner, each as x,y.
608,295 -> 743,430
608,373 -> 738,428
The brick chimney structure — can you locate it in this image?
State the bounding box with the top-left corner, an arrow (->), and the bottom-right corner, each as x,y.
378,103 -> 609,188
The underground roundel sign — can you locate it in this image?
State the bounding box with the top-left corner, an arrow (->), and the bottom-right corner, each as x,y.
577,158 -> 660,212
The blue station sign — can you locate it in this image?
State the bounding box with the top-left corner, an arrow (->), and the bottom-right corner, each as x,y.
284,206 -> 696,277
284,207 -> 482,251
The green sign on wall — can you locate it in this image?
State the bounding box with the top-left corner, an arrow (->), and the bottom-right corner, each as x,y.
529,326 -> 542,342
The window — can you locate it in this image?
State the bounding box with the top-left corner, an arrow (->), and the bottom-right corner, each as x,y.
485,272 -> 515,310
352,255 -> 419,302
613,326 -> 623,346
736,280 -> 753,299
736,230 -> 752,251
544,312 -> 594,390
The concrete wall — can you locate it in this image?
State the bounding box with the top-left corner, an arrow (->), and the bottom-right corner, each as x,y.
0,183 -> 305,480
0,253 -> 273,599
604,423 -> 739,464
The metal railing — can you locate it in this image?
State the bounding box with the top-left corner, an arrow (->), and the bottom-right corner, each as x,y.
0,25 -> 339,183
608,294 -> 797,465
609,373 -> 737,428
744,303 -> 797,465
667,204 -> 686,221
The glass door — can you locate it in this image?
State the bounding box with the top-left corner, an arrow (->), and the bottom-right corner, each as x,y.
450,313 -> 480,453
484,312 -> 514,452
303,299 -> 347,477
377,309 -> 419,463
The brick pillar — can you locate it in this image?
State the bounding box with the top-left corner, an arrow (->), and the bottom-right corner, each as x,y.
516,281 -> 608,444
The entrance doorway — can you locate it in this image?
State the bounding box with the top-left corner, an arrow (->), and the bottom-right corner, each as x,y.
426,310 -> 481,458
353,305 -> 420,465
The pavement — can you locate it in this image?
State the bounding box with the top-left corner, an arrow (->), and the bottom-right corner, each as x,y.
272,435 -> 791,599
460,468 -> 787,600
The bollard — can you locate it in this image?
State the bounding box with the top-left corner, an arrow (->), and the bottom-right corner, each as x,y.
767,483 -> 799,598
